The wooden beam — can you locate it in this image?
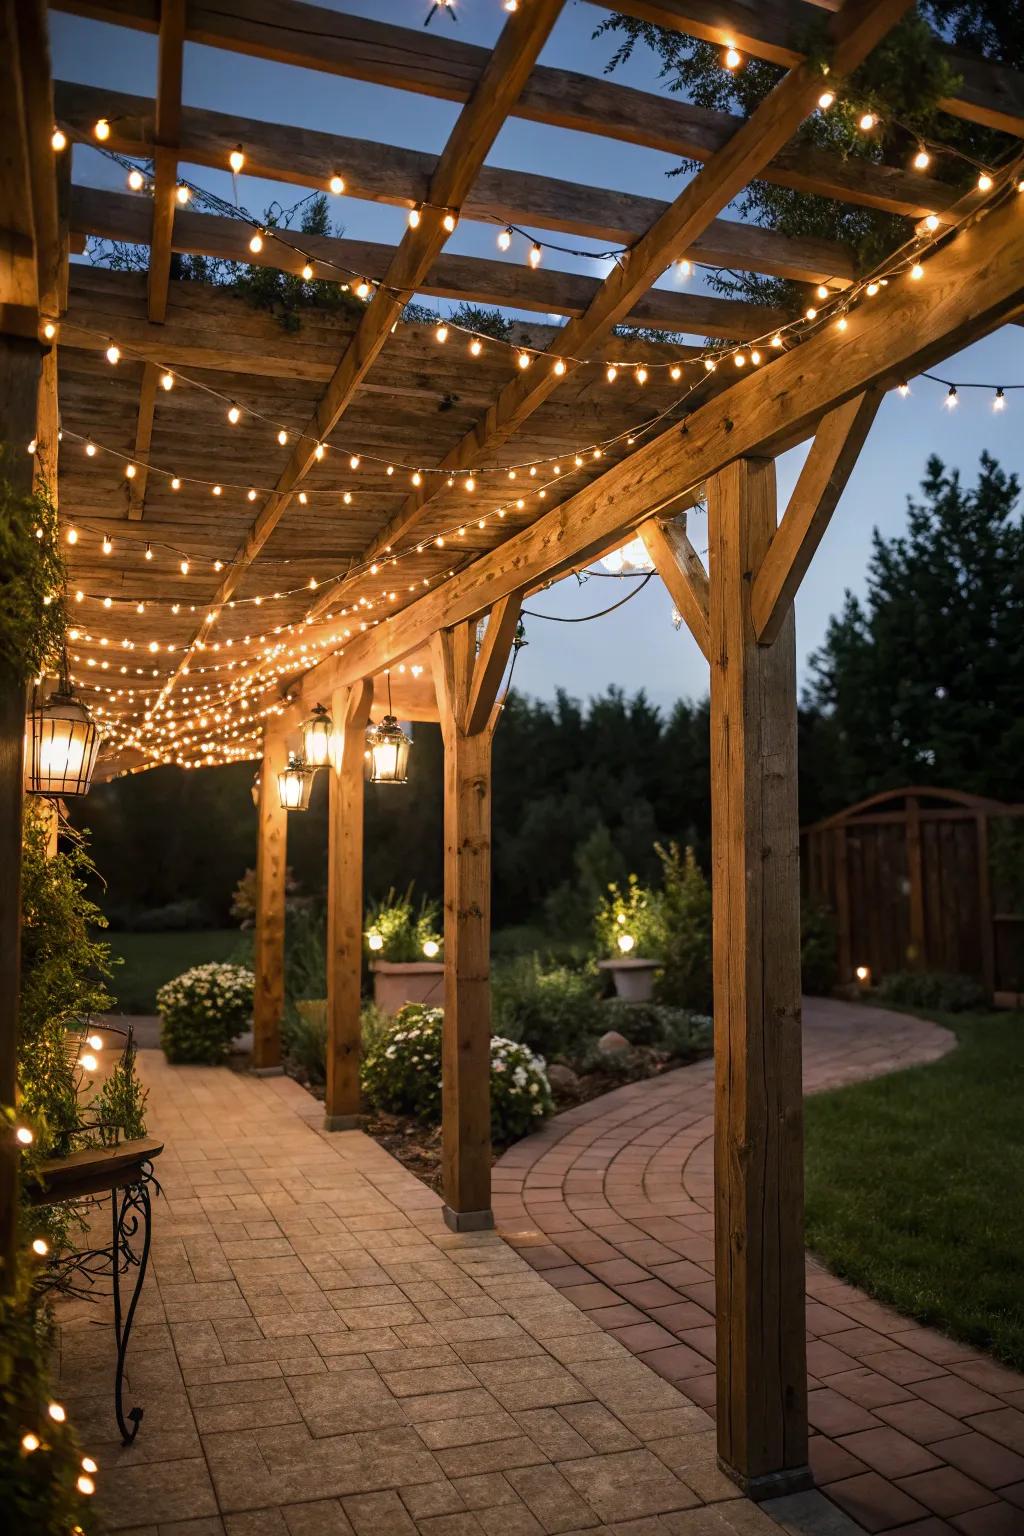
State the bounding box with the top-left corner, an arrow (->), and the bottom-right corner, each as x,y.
126,359 -> 158,519
465,592 -> 523,736
751,387 -> 882,644
12,1 -> 62,320
0,0 -> 39,318
252,725 -> 288,1072
308,0 -> 914,620
283,171 -> 1024,713
431,608 -> 517,1232
707,454 -> 808,1497
67,184 -> 787,342
639,516 -> 710,661
325,678 -> 373,1131
50,0 -> 1023,171
155,0 -> 565,710
54,79 -> 860,284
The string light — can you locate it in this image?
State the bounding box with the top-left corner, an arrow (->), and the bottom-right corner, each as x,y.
408,207 -> 421,229
249,231 -> 264,254
435,323 -> 448,343
105,342 -> 120,365
227,404 -> 241,424
176,184 -> 190,205
818,90 -> 834,110
229,146 -> 245,173
914,147 -> 931,171
497,227 -> 512,251
977,171 -> 993,192
723,45 -> 741,70
946,385 -> 958,408
160,370 -> 174,391
127,168 -> 144,191
301,263 -> 314,281
529,242 -> 542,269
859,112 -> 877,131
51,127 -> 67,151
94,118 -> 110,140
329,173 -> 345,195
994,387 -> 1006,411
910,262 -> 924,280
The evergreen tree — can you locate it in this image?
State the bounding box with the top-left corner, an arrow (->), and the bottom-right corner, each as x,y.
802,453 -> 1024,805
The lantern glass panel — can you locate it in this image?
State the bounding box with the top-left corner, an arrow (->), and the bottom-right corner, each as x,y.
277,756 -> 316,810
367,716 -> 411,785
302,705 -> 333,768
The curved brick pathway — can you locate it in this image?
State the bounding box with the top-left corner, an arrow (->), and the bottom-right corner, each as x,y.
494,1000 -> 1024,1536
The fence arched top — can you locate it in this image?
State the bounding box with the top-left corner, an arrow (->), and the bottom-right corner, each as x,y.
804,785 -> 1011,833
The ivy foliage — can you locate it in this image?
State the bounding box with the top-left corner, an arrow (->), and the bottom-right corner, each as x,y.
595,6 -> 1013,305
0,451 -> 65,684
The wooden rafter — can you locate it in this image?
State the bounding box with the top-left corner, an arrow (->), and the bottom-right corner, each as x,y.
68,185 -> 788,342
281,169 -> 1024,713
306,0 -> 914,624
153,0 -> 566,707
750,387 -> 882,644
55,81 -> 857,287
50,0 -> 1024,155
639,516 -> 710,660
465,591 -> 524,736
126,0 -> 184,520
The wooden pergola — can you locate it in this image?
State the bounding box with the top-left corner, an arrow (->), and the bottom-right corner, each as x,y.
3,0 -> 1024,1501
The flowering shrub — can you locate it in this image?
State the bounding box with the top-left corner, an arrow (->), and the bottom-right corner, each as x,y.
365,886 -> 442,962
361,1003 -> 553,1144
157,962 -> 255,1064
595,871 -> 662,959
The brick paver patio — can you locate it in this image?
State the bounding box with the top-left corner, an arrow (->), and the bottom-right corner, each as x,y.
493,999 -> 1024,1536
54,1048 -> 847,1536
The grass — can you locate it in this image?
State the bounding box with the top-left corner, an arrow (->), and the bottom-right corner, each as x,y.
804,1008 -> 1024,1370
104,928 -> 247,1013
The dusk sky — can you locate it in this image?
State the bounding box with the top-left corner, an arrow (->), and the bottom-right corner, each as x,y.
53,0 -> 1023,712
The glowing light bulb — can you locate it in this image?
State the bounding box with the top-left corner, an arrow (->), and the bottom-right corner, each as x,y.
993,387 -> 1005,411
249,232 -> 263,253
48,1403 -> 66,1423
77,1476 -> 95,1497
677,258 -> 692,278
636,366 -> 648,385
277,429 -> 288,446
805,306 -> 817,320
408,207 -> 421,229
704,358 -> 716,372
945,385 -> 958,409
329,173 -> 344,195
82,1457 -> 98,1474
43,321 -> 56,340
497,227 -> 512,251
32,1237 -> 48,1256
94,118 -> 110,141
102,534 -> 112,554
52,127 -> 67,151
443,212 -> 456,232
356,279 -> 370,300
301,263 -> 313,281
22,1433 -> 40,1451
734,353 -> 746,367
80,1052 -> 98,1072
170,477 -> 181,490
464,476 -> 475,492
518,351 -> 531,369
617,933 -> 635,954
553,358 -> 566,376
723,45 -> 741,70
180,559 -> 190,575
897,381 -> 910,397
160,369 -> 174,391
528,242 -> 542,268
772,333 -> 783,348
816,284 -> 829,300
127,168 -> 144,191
977,171 -> 993,192
411,470 -> 422,487
367,932 -> 384,952
469,338 -> 482,356
670,365 -> 681,381
859,111 -> 876,132
106,342 -> 120,365
212,483 -> 222,496
15,1126 -> 33,1145
88,1035 -> 103,1050
176,183 -> 190,204
910,262 -> 924,280
227,404 -> 241,424
435,323 -> 448,343
125,463 -> 136,479
66,525 -> 78,545
866,281 -> 879,297
423,938 -> 440,957
923,213 -> 940,233
229,146 -> 245,173
835,316 -> 847,331
913,147 -> 930,171
818,90 -> 834,110
349,454 -> 360,470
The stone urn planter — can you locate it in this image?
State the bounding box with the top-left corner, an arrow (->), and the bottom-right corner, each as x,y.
597,956 -> 661,1003
371,960 -> 445,1015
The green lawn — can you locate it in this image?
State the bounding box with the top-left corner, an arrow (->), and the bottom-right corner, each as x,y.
104,929 -> 247,1013
805,1009 -> 1024,1370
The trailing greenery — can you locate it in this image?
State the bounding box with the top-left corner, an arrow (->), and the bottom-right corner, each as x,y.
596,8 -> 1010,307
361,1003 -> 553,1143
0,451 -> 64,684
805,1008 -> 1024,1369
877,969 -> 988,1013
365,885 -> 443,963
156,962 -> 255,1063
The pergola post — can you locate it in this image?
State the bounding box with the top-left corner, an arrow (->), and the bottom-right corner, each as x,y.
432,599 -> 521,1232
707,456 -> 810,1499
252,726 -> 287,1074
324,679 -> 373,1130
0,333 -> 44,1292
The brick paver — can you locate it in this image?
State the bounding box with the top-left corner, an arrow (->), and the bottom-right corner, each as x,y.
493,998 -> 1024,1536
55,1053 -> 842,1536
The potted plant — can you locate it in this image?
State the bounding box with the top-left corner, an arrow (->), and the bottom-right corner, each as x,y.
365,886 -> 444,1015
595,873 -> 663,1003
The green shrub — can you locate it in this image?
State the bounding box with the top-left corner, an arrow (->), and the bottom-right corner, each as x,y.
595,872 -> 662,960
652,843 -> 713,1013
878,970 -> 987,1014
801,902 -> 838,996
361,1003 -> 553,1143
492,956 -> 604,1061
156,962 -> 254,1063
365,885 -> 442,962
602,1000 -> 713,1059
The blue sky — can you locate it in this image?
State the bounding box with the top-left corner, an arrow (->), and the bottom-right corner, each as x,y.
53,0 -> 1023,711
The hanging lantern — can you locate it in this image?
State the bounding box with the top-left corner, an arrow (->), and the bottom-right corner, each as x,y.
366,715 -> 411,785
26,665 -> 100,797
277,752 -> 316,811
302,702 -> 333,768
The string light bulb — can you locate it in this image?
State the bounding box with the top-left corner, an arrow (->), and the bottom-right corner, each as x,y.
528,242 -> 542,268
818,90 -> 834,110
435,323 -> 448,343
635,366 -> 648,385
301,263 -> 313,281
227,404 -> 241,424
408,207 -> 421,229
897,381 -> 910,397
945,385 -> 958,408
229,146 -> 244,173
15,1126 -> 33,1146
913,147 -> 930,171
125,463 -> 136,479
160,370 -> 174,391
443,212 -> 457,233
606,364 -> 617,383
249,232 -> 263,253
176,184 -> 190,204
66,525 -> 78,545
32,1237 -> 49,1256
94,118 -> 110,141
469,338 -> 482,356
994,387 -> 1006,411
43,321 -> 56,340
723,45 -> 741,70
83,440 -> 96,456
105,342 -> 120,365
977,171 -> 993,192
553,358 -> 566,376
21,1432 -> 40,1451
51,127 -> 67,151
329,173 -> 345,195
102,534 -> 113,554
517,351 -> 531,369
277,428 -> 288,446
677,258 -> 692,278
497,227 -> 512,252
910,262 -> 924,280
127,168 -> 144,191
859,111 -> 877,131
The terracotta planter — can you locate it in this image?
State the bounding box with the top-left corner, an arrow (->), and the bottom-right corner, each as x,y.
597,957 -> 661,1003
371,960 -> 445,1016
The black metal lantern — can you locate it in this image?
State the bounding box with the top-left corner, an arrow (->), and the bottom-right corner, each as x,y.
302,702 -> 333,768
366,671 -> 411,785
26,663 -> 100,798
277,752 -> 316,811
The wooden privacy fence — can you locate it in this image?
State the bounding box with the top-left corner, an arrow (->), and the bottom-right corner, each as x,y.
803,787 -> 1024,1003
